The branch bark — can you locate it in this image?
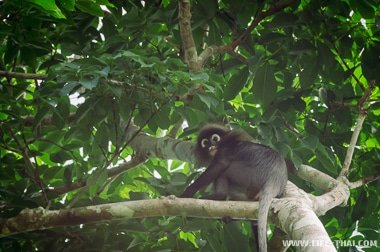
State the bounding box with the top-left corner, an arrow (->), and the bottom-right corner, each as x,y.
339,84 -> 374,179
2,182 -> 338,252
275,183 -> 337,252
178,0 -> 201,72
0,197 -> 259,237
349,171 -> 380,189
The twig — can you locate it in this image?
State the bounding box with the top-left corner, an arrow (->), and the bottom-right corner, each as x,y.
96,152 -> 147,195
219,0 -> 297,53
0,70 -> 46,80
339,111 -> 366,179
338,84 -> 374,179
349,172 -> 380,189
43,154 -> 146,198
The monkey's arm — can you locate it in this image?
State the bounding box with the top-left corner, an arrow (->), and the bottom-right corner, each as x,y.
181,157 -> 230,198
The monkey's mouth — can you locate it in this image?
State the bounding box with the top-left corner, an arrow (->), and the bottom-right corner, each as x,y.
208,146 -> 217,157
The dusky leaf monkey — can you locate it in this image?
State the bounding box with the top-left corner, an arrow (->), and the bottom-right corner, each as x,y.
181,124 -> 288,252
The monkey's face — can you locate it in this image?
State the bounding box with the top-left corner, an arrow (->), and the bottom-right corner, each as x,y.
200,133 -> 221,157
195,124 -> 229,165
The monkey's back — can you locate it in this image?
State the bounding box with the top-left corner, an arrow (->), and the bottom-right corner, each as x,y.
217,141 -> 288,200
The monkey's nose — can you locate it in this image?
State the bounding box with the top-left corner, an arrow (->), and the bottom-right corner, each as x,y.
208,146 -> 217,156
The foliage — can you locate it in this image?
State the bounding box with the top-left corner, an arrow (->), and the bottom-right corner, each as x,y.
0,0 -> 379,251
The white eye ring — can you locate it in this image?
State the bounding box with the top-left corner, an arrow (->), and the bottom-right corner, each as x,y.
211,134 -> 221,142
201,138 -> 209,148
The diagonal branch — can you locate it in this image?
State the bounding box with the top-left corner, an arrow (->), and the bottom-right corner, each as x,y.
339,84 -> 374,179
41,154 -> 147,197
224,0 -> 297,52
199,0 -> 298,65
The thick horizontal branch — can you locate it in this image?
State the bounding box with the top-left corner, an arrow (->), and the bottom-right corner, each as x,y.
0,197 -> 259,237
2,183 -> 337,250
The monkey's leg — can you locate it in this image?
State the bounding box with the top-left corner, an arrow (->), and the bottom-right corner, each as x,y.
181,158 -> 230,198
201,177 -> 229,200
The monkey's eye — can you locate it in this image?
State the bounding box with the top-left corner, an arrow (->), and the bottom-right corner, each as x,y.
211,134 -> 221,143
201,138 -> 209,148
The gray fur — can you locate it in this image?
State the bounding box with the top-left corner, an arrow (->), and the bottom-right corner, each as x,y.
181,125 -> 288,252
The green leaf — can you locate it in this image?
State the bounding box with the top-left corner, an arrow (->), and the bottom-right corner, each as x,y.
119,99 -> 133,122
332,108 -> 352,126
64,166 -> 73,184
224,222 -> 250,252
79,76 -> 100,90
94,123 -> 109,150
77,0 -> 104,17
252,63 -> 277,106
190,72 -> 209,82
362,44 -> 380,82
50,151 -> 72,163
316,144 -> 337,174
87,170 -> 108,197
196,93 -> 219,110
56,96 -> 70,119
269,12 -> 299,28
52,96 -> 70,128
152,105 -> 171,129
134,108 -> 151,128
348,0 -> 375,19
300,56 -> 319,88
257,123 -> 273,141
33,102 -> 52,130
302,135 -> 319,151
60,0 -> 75,11
224,66 -> 249,100
28,0 -> 66,19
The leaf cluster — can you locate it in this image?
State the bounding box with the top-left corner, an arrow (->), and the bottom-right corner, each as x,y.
0,0 -> 379,251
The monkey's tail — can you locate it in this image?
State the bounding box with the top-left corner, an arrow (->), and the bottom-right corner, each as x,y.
258,192 -> 274,252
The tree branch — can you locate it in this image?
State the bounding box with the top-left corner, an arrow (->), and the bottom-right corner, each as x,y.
0,70 -> 46,80
0,197 -> 259,238
339,84 -> 374,179
349,171 -> 380,189
227,0 -> 297,51
199,0 -> 297,65
41,153 -> 147,197
295,165 -> 338,191
178,0 -> 201,72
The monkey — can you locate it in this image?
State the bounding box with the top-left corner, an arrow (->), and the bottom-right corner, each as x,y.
180,124 -> 288,252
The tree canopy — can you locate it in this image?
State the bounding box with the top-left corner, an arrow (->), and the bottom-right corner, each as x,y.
0,0 -> 379,251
